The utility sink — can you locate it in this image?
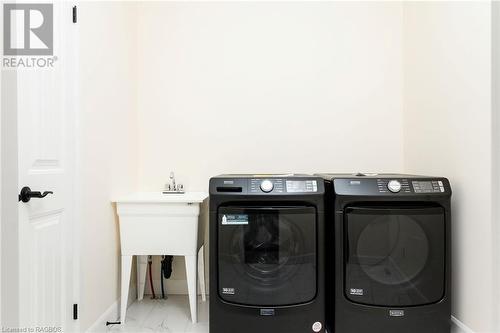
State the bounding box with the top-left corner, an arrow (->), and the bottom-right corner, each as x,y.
113,191 -> 208,324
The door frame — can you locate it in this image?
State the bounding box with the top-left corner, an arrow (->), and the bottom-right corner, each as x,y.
0,3 -> 3,325
0,1 -> 81,330
493,2 -> 500,331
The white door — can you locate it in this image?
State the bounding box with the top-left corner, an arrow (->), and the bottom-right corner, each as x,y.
10,1 -> 78,331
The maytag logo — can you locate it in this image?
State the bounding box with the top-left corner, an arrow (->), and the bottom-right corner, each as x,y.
222,287 -> 235,295
3,3 -> 57,68
389,309 -> 405,317
350,288 -> 364,296
260,309 -> 275,316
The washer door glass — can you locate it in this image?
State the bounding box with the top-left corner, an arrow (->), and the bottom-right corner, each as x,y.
345,206 -> 445,307
218,206 -> 317,306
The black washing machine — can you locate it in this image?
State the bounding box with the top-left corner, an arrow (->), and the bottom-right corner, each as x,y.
209,174 -> 326,333
317,173 -> 451,333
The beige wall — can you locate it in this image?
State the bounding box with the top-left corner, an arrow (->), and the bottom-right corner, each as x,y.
78,2 -> 138,331
76,2 -> 500,332
135,1 -> 405,290
403,2 -> 494,332
493,3 -> 500,331
136,1 -> 405,191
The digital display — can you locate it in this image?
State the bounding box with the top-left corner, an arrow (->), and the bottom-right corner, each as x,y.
286,180 -> 318,193
418,181 -> 433,191
412,180 -> 445,193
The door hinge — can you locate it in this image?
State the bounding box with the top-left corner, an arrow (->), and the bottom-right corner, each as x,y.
73,304 -> 78,320
72,6 -> 77,23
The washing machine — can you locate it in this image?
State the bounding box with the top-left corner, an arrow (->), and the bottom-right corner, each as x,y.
209,174 -> 326,333
317,173 -> 451,333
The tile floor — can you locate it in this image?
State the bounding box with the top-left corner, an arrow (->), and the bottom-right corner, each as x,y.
102,296 -> 208,333
97,295 -> 460,333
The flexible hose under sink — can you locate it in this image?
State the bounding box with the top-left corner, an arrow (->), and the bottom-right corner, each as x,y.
148,255 -> 155,299
160,256 -> 165,299
162,255 -> 174,279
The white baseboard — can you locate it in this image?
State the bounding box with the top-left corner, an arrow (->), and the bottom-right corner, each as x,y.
452,316 -> 475,333
85,300 -> 118,333
86,286 -> 137,333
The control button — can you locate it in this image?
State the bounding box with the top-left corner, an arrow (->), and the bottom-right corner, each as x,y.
260,179 -> 274,193
387,180 -> 402,193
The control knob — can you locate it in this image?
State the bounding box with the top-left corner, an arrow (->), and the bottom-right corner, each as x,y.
260,179 -> 274,193
387,180 -> 402,193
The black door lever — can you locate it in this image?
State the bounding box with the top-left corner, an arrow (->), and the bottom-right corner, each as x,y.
18,186 -> 53,203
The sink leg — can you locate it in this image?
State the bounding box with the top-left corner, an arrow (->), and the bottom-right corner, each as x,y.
198,246 -> 207,302
185,255 -> 197,323
137,255 -> 148,301
121,255 -> 133,323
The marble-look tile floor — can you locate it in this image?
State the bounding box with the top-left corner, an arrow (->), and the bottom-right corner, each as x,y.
97,295 -> 460,333
103,296 -> 208,333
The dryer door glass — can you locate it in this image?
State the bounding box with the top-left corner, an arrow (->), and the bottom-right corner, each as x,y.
345,206 -> 445,307
218,206 -> 316,306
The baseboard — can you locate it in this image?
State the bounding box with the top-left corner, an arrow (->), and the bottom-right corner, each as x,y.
452,316 -> 476,333
85,285 -> 137,333
85,300 -> 118,333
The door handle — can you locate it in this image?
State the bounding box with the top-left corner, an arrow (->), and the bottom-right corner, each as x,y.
18,186 -> 53,203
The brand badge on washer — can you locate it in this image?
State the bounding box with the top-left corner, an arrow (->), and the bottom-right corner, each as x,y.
389,310 -> 405,317
260,309 -> 275,316
222,287 -> 235,295
312,322 -> 322,332
350,288 -> 364,296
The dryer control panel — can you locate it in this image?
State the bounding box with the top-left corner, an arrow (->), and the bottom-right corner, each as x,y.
333,177 -> 451,196
412,180 -> 446,193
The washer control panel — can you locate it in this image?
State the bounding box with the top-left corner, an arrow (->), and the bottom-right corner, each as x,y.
250,178 -> 284,193
210,176 -> 324,195
333,177 -> 450,196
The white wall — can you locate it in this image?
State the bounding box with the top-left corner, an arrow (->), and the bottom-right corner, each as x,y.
491,2 -> 500,332
493,3 -> 500,331
135,0 -> 405,291
136,1 -> 405,191
78,2 -> 138,331
403,2 -> 494,332
75,2 -> 499,332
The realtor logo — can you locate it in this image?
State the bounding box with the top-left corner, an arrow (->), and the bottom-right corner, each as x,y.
3,3 -> 53,56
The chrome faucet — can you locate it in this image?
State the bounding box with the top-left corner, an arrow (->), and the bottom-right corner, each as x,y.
164,171 -> 184,193
170,171 -> 176,190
